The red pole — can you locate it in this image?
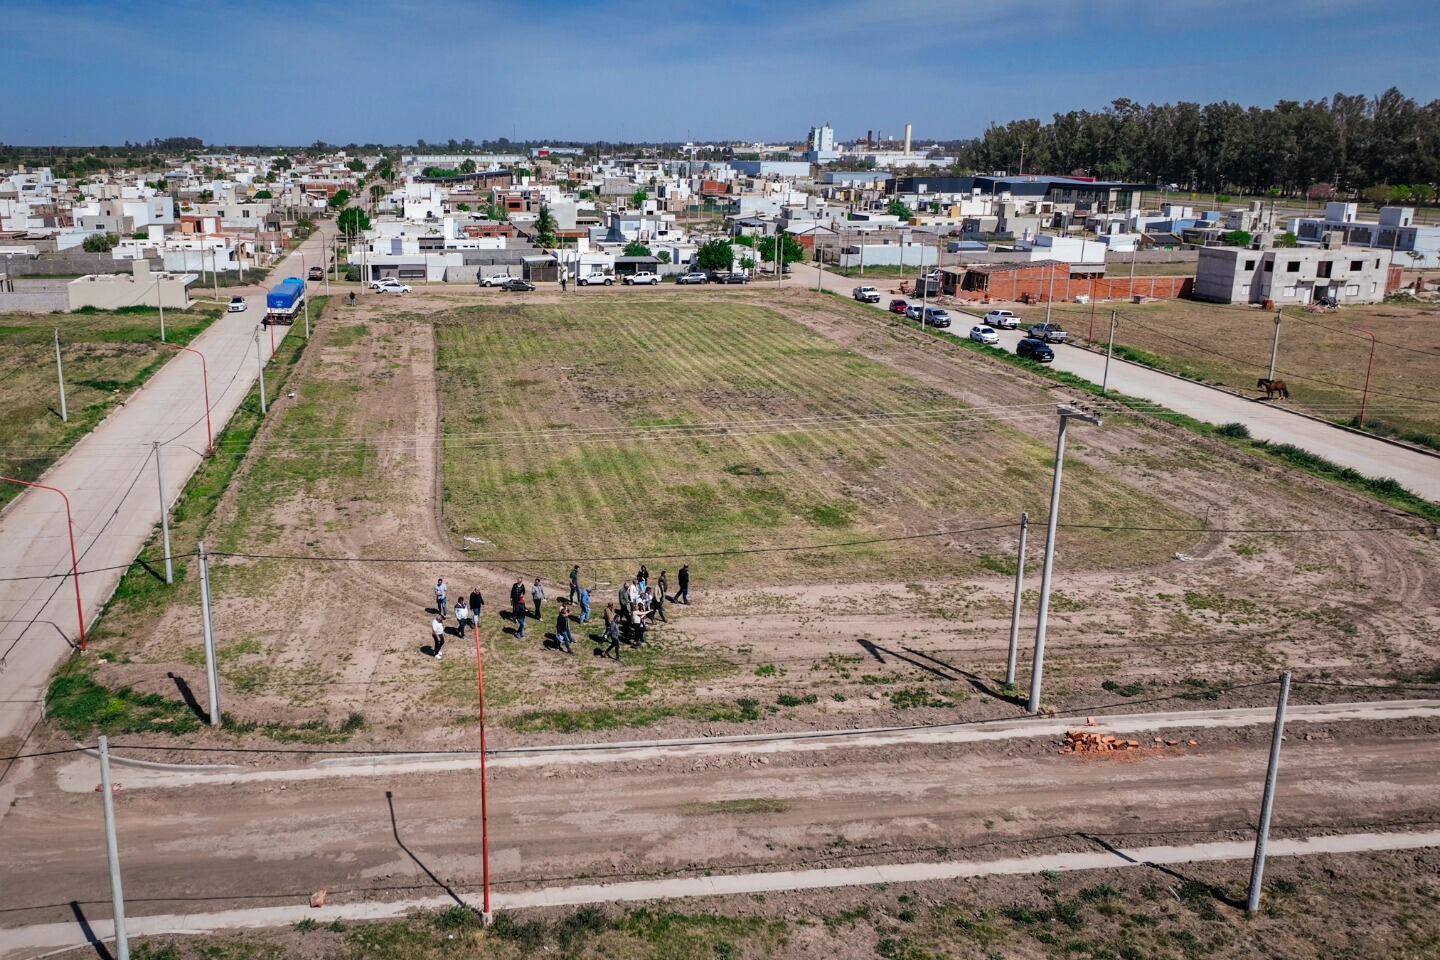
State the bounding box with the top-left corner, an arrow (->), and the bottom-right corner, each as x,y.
474,619 -> 492,921
1358,330 -> 1376,426
170,345 -> 214,455
1,477 -> 86,652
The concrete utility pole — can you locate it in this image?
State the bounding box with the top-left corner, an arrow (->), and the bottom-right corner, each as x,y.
1268,309 -> 1281,381
97,736 -> 131,960
153,442 -> 173,584
54,329 -> 68,422
1101,311 -> 1119,394
303,296 -> 311,340
254,329 -> 267,415
1247,671 -> 1292,915
1005,512 -> 1029,687
197,541 -> 221,727
1028,407 -> 1102,714
1044,262 -> 1057,326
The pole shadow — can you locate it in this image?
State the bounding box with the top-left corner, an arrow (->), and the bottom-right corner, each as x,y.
67,900 -> 114,960
1077,833 -> 1248,909
899,645 -> 1029,709
856,638 -> 957,682
166,672 -> 211,725
385,790 -> 468,911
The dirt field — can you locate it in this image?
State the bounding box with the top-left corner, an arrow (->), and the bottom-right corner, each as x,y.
0,306 -> 218,508
1001,297 -> 1440,444
43,847 -> 1440,960
48,285 -> 1440,751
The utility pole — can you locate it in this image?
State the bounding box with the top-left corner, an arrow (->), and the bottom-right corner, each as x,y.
1246,671 -> 1291,915
54,329 -> 68,422
254,329 -> 267,415
1044,261 -> 1057,326
211,248 -> 218,302
97,736 -> 130,960
153,442 -> 173,584
1028,408 -> 1102,714
197,541 -> 221,727
303,296 -> 311,340
1268,309 -> 1281,381
1005,512 -> 1028,687
1101,311 -> 1118,394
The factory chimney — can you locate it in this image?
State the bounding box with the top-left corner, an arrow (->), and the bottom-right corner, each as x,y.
903,123 -> 912,155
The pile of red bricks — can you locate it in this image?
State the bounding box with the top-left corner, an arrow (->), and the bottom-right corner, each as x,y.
1062,730 -> 1141,754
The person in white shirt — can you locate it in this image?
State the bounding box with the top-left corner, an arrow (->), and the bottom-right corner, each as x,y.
455,599 -> 470,639
431,617 -> 445,661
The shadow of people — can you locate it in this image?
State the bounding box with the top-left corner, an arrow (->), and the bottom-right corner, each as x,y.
420,644 -> 439,658
67,900 -> 114,960
385,791 -> 470,911
166,672 -> 211,725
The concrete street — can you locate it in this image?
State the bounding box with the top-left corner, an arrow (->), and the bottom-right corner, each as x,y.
793,262 -> 1440,501
0,227 -> 333,753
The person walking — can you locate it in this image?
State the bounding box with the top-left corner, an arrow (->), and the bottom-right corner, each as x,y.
637,565 -> 650,593
532,578 -> 546,621
578,584 -> 591,624
469,585 -> 485,627
602,604 -> 621,661
618,580 -> 633,618
430,616 -> 446,661
454,597 -> 470,640
555,603 -> 575,654
434,578 -> 449,618
568,565 -> 581,603
649,586 -> 668,623
677,564 -> 690,605
510,577 -> 527,638
658,570 -> 669,603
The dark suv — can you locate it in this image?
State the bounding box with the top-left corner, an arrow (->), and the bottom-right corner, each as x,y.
1016,337 -> 1055,363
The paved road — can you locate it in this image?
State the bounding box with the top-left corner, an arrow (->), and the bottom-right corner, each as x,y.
0,227 -> 333,754
2,720 -> 1437,952
793,263 -> 1440,502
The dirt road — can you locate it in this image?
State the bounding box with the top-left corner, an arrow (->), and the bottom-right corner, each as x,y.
792,262 -> 1440,501
0,227 -> 332,758
3,721 -> 1437,941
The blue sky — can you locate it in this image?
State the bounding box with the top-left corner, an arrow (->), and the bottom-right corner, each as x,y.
8,0 -> 1440,145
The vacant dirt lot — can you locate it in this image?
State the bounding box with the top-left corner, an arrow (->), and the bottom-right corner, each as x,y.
1002,297 -> 1440,444
50,286 -> 1440,751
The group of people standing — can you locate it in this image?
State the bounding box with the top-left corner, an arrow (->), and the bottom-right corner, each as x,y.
425,563 -> 690,662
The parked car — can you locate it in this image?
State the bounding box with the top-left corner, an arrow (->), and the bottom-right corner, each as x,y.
502,278 -> 535,292
1016,337 -> 1055,363
577,273 -> 613,286
968,324 -> 1000,344
1027,322 -> 1068,343
889,298 -> 908,314
905,304 -> 924,320
307,267 -> 324,281
852,285 -> 881,303
720,272 -> 749,284
373,279 -> 411,294
984,309 -> 1020,329
623,271 -> 660,285
923,308 -> 951,328
480,273 -> 514,287
227,296 -> 247,313
676,272 -> 709,284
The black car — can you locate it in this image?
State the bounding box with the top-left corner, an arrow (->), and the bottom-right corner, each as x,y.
1016,337 -> 1055,363
502,278 -> 535,292
719,272 -> 749,284
307,267 -> 324,281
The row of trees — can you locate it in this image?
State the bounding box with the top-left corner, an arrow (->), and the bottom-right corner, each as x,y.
950,89 -> 1440,197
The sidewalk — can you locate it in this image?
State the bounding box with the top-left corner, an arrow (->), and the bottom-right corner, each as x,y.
0,228 -> 332,752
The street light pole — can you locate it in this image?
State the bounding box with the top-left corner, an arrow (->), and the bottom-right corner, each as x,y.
1357,329 -> 1377,426
254,329 -> 268,415
1027,407 -> 1102,714
0,476 -> 87,651
1246,671 -> 1291,915
97,736 -> 130,960
1101,311 -> 1118,394
1268,309 -> 1282,381
54,328 -> 68,422
1044,261 -> 1056,326
1005,512 -> 1028,687
153,441 -> 173,584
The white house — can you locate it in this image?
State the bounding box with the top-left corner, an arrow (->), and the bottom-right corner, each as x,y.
1289,203 -> 1440,269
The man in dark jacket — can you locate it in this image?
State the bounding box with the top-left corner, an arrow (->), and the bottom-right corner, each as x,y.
569,564 -> 581,603
468,586 -> 485,638
677,564 -> 690,604
555,604 -> 574,654
509,578 -> 527,638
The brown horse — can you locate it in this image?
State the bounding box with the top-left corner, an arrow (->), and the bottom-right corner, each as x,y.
1257,378 -> 1289,400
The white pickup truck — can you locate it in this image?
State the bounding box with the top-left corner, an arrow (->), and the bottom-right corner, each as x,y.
479,273 -> 513,287
852,286 -> 881,303
622,271 -> 660,285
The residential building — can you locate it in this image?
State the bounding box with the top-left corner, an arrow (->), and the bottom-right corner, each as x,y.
1290,203 -> 1440,268
67,260 -> 194,310
1193,237 -> 1396,305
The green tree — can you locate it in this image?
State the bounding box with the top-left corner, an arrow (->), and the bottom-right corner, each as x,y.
696,239 -> 734,272
657,250 -> 671,264
328,189 -> 351,209
253,189 -> 273,199
336,207 -> 371,235
632,188 -> 649,208
82,232 -> 118,253
369,183 -> 384,208
623,240 -> 652,257
758,234 -> 806,265
1220,230 -> 1252,247
888,198 -> 914,220
346,158 -> 366,173
534,205 -> 558,246
272,156 -> 292,172
198,189 -> 214,203
456,202 -> 471,212
739,256 -> 756,271
460,158 -> 477,174
578,189 -> 594,200
1275,231 -> 1299,248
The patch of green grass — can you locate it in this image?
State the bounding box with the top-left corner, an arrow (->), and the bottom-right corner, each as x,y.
506,696 -> 763,733
1101,679 -> 1146,698
889,687 -> 957,709
754,663 -> 780,677
777,692 -> 819,707
977,553 -> 1017,576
